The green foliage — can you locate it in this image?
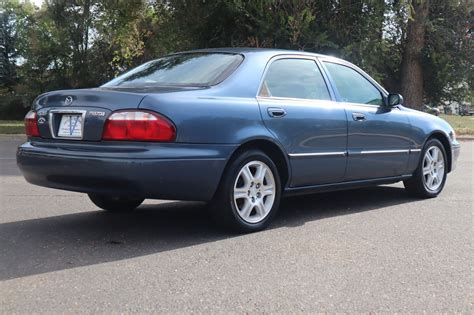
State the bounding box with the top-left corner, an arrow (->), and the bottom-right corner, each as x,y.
0,0 -> 472,119
423,0 -> 473,105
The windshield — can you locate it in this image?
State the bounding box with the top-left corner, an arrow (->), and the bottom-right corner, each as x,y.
102,53 -> 243,88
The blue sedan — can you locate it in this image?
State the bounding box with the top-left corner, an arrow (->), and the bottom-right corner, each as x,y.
17,48 -> 460,232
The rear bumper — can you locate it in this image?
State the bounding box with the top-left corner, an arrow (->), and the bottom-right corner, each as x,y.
17,141 -> 236,201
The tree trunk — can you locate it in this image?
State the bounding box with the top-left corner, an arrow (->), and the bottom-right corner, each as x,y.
400,0 -> 430,109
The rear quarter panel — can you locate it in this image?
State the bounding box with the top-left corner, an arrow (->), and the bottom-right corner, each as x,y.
139,94 -> 274,144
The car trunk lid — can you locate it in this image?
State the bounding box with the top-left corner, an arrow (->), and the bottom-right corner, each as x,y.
34,88 -> 147,110
33,88 -> 147,141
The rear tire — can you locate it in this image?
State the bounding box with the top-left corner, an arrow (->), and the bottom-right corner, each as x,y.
403,138 -> 447,198
211,150 -> 281,233
88,194 -> 144,212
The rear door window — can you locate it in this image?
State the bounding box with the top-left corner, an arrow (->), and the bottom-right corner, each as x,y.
259,58 -> 331,101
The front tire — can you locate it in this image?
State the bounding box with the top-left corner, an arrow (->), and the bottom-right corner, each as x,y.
404,138 -> 447,198
88,194 -> 144,212
211,150 -> 281,233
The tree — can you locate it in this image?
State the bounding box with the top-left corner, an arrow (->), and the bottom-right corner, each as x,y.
423,0 -> 473,106
0,0 -> 36,119
0,0 -> 472,119
0,0 -> 33,92
400,0 -> 430,109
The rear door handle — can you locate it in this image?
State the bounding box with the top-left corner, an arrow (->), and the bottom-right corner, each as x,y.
352,112 -> 366,121
267,107 -> 287,118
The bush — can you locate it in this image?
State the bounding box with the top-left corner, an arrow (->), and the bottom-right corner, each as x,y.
0,95 -> 30,120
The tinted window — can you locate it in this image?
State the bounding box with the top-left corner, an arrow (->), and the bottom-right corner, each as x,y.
260,59 -> 331,100
103,53 -> 243,87
324,62 -> 383,105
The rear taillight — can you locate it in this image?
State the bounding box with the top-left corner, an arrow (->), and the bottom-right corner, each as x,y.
102,110 -> 176,142
25,111 -> 40,137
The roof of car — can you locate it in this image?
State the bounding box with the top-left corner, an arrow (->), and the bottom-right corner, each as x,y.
174,47 -> 339,60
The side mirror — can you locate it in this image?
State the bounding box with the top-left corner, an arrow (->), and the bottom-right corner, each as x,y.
387,93 -> 404,107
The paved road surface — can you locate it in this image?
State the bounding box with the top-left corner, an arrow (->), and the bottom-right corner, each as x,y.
0,135 -> 472,313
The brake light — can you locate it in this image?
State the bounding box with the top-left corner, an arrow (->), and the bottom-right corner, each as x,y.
25,111 -> 40,137
102,111 -> 176,142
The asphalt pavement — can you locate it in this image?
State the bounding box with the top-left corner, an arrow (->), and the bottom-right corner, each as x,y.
0,135 -> 472,313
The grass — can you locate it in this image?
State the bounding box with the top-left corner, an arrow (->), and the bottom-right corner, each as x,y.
440,114 -> 474,135
0,120 -> 25,134
0,114 -> 473,136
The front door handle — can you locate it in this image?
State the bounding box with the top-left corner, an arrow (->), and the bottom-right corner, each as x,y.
268,107 -> 287,118
352,112 -> 366,121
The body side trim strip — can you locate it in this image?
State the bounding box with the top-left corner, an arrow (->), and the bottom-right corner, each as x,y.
289,151 -> 346,158
289,148 -> 420,158
290,149 -> 411,157
359,149 -> 409,155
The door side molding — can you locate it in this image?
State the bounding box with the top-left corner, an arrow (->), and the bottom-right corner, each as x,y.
288,151 -> 346,158
288,149 -> 416,158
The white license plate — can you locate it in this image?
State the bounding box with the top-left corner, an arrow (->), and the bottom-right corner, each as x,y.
57,114 -> 83,138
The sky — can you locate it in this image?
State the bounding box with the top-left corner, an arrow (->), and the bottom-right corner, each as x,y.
30,0 -> 43,7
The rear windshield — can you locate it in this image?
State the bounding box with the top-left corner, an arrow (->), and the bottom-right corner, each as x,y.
102,53 -> 243,88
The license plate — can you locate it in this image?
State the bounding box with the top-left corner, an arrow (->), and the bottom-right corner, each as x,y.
57,114 -> 83,138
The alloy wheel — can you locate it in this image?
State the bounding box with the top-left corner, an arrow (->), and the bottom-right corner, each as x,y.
422,146 -> 445,191
233,161 -> 276,223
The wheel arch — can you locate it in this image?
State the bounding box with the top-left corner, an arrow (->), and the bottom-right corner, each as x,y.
426,131 -> 452,172
223,138 -> 291,189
